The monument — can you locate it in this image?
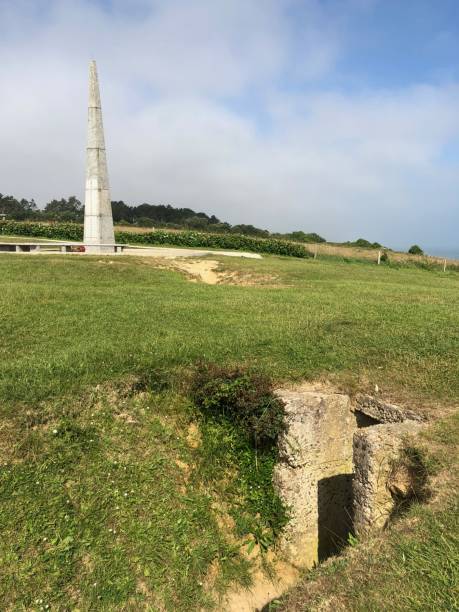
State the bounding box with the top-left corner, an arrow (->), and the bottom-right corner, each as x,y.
83,60 -> 116,253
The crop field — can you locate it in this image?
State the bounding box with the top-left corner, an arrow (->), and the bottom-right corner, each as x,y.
0,251 -> 458,610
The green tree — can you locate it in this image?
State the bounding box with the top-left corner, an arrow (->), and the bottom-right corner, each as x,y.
408,244 -> 424,255
286,231 -> 326,243
111,201 -> 133,223
44,196 -> 83,221
0,194 -> 37,220
231,224 -> 270,237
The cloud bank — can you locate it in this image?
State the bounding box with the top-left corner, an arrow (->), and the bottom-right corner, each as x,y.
1,0 -> 458,250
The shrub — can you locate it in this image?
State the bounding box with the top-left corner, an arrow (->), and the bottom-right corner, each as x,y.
348,238 -> 382,249
191,364 -> 289,546
0,221 -> 311,259
136,217 -> 156,228
282,231 -> 326,244
408,244 -> 424,256
0,220 -> 83,241
380,250 -> 389,263
191,364 -> 285,449
303,232 -> 326,243
116,229 -> 310,258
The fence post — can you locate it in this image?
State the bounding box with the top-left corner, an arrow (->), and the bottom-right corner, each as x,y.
377,250 -> 381,265
443,259 -> 447,273
314,246 -> 317,260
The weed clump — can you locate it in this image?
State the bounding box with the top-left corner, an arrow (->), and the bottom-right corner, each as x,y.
190,364 -> 289,548
191,363 -> 285,449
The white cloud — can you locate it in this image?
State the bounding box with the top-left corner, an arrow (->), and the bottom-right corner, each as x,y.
0,0 -> 458,249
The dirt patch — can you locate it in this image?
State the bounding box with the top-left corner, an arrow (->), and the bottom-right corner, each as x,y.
174,459 -> 191,482
139,256 -> 283,286
223,553 -> 299,612
186,423 -> 202,448
137,257 -> 220,284
0,421 -> 20,461
167,258 -> 278,285
173,259 -> 221,284
114,412 -> 138,425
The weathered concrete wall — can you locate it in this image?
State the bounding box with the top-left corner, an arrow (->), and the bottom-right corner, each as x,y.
353,421 -> 424,534
273,389 -> 357,568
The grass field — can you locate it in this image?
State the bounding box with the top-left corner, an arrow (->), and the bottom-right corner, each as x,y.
0,250 -> 458,610
1,253 -> 458,405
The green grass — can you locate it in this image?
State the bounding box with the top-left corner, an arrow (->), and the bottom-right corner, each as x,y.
1,251 -> 458,609
0,386 -> 257,610
0,253 -> 458,405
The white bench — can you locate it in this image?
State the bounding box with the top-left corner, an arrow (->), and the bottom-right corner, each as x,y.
0,242 -> 126,253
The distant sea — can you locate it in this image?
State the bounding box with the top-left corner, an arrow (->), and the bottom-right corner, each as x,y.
424,247 -> 459,261
392,245 -> 459,260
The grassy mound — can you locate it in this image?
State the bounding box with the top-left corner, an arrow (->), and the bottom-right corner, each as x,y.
191,364 -> 288,547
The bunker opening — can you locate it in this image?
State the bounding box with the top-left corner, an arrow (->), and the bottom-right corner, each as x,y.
273,388 -> 425,567
315,401 -> 386,561
317,473 -> 354,561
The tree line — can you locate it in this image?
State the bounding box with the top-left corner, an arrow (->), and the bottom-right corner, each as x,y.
0,192 -> 427,254
0,193 -> 326,242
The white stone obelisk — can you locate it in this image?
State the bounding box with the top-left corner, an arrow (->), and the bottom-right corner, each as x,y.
83,60 -> 115,253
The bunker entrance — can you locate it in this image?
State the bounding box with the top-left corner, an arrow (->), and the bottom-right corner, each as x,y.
317,407 -> 381,561
317,473 -> 354,561
273,388 -> 388,567
355,410 -> 381,428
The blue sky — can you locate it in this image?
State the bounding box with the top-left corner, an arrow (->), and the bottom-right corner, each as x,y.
0,0 -> 458,252
339,1 -> 459,85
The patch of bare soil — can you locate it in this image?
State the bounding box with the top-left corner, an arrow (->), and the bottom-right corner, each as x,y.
208,499 -> 300,611
114,412 -> 139,425
141,257 -> 284,286
173,259 -> 221,284
186,423 -> 202,448
223,549 -> 300,612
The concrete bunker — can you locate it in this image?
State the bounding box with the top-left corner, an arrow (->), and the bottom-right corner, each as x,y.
273,386 -> 425,568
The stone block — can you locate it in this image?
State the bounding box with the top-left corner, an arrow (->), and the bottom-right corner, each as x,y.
273,389 -> 357,567
355,394 -> 425,423
353,421 -> 424,534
